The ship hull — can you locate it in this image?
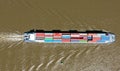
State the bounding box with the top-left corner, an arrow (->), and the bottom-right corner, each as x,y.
24,30 -> 115,43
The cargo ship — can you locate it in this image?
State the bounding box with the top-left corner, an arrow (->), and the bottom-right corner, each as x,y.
24,30 -> 115,43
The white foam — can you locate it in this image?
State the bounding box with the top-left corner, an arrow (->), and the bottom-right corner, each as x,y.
0,32 -> 23,42
36,63 -> 43,71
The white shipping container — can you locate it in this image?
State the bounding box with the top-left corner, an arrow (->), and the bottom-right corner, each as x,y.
45,33 -> 53,35
79,33 -> 87,35
71,34 -> 79,37
35,40 -> 45,42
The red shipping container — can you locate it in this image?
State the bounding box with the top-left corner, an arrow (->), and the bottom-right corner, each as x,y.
62,39 -> 70,42
53,33 -> 62,36
83,37 -> 87,40
92,37 -> 101,41
45,35 -> 53,37
36,33 -> 45,37
71,33 -> 80,37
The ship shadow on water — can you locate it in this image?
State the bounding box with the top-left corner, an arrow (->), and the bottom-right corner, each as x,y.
25,29 -> 113,33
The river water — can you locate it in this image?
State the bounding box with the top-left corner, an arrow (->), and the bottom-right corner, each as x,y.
0,0 -> 120,71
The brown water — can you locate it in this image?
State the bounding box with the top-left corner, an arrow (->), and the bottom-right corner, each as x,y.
0,0 -> 120,71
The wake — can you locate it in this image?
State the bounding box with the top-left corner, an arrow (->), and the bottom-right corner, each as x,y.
0,32 -> 23,42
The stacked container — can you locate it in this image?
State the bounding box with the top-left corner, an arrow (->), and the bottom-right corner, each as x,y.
79,33 -> 87,43
71,33 -> 80,43
53,33 -> 62,43
62,33 -> 71,43
88,33 -> 101,43
35,33 -> 102,43
36,33 -> 45,42
44,33 -> 53,43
